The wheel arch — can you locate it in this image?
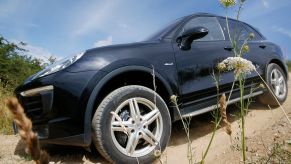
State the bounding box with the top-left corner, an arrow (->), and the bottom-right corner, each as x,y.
268,58 -> 288,80
83,66 -> 174,146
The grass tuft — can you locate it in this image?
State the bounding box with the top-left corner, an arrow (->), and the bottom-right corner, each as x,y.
259,142 -> 291,163
0,85 -> 13,134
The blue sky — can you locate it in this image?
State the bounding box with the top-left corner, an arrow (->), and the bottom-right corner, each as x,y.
1,0 -> 291,61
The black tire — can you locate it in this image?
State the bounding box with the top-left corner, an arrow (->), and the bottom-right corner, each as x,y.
92,85 -> 171,164
259,63 -> 288,106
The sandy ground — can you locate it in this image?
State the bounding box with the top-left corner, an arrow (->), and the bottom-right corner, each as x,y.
1,75 -> 291,164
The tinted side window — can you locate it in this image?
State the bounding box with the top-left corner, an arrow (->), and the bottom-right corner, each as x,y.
243,23 -> 263,41
179,17 -> 225,41
228,20 -> 249,41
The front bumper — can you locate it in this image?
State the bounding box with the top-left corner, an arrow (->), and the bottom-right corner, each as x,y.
15,70 -> 102,146
17,85 -> 67,139
19,86 -> 54,125
15,71 -> 107,146
16,83 -> 87,146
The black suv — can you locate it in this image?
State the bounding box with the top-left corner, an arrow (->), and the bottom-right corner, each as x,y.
15,13 -> 288,163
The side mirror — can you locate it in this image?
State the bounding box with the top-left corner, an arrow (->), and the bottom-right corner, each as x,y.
176,27 -> 209,50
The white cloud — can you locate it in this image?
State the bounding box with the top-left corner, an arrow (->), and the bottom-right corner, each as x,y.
261,0 -> 269,8
71,1 -> 120,37
241,0 -> 291,21
26,23 -> 39,28
272,26 -> 291,39
118,23 -> 129,29
93,36 -> 113,47
11,40 -> 60,63
23,44 -> 55,60
66,0 -> 154,44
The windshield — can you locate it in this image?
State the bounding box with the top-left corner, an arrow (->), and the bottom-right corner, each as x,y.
144,17 -> 185,41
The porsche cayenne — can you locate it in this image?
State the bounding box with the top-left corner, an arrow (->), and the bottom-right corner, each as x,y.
15,13 -> 288,163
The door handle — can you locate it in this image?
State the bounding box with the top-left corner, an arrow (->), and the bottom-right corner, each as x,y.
259,45 -> 266,49
224,46 -> 233,51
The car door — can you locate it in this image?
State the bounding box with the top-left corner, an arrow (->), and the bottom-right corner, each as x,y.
219,18 -> 265,80
173,16 -> 233,108
242,23 -> 268,76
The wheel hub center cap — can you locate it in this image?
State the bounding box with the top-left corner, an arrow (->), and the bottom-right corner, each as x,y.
134,123 -> 143,130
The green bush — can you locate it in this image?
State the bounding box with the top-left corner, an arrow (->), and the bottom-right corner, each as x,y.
0,36 -> 43,89
0,35 -> 44,134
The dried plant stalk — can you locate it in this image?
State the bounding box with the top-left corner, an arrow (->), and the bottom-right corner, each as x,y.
5,97 -> 49,164
219,93 -> 232,136
110,111 -> 128,136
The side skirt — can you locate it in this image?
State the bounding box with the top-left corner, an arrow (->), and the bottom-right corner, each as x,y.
181,90 -> 264,118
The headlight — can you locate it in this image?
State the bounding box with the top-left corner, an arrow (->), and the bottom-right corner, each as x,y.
37,52 -> 84,78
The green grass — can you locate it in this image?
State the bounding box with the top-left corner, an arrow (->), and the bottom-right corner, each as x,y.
258,142 -> 291,163
20,154 -> 33,161
287,61 -> 291,71
0,85 -> 13,135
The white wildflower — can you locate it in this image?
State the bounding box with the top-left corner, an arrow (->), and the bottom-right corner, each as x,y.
170,95 -> 178,103
217,62 -> 226,71
154,149 -> 161,158
218,57 -> 256,77
248,33 -> 255,40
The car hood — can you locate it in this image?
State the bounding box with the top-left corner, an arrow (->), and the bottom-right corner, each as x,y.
65,39 -> 169,73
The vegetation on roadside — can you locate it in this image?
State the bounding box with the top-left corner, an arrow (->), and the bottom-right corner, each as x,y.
287,61 -> 291,71
0,36 -> 44,89
259,142 -> 291,163
0,85 -> 13,134
0,35 -> 48,134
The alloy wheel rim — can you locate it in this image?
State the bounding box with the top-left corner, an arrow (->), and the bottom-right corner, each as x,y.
270,68 -> 286,100
110,97 -> 163,157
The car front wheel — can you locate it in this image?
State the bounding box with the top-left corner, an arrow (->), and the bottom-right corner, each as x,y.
92,85 -> 171,164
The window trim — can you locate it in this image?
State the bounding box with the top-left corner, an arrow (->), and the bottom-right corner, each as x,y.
172,16 -> 226,42
242,23 -> 264,41
217,17 -> 250,41
237,22 -> 250,41
224,19 -> 249,41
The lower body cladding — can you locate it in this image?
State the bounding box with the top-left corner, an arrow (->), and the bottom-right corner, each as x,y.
16,85 -> 86,146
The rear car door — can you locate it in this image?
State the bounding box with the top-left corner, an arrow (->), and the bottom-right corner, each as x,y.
172,16 -> 233,112
242,23 -> 268,76
219,18 -> 266,79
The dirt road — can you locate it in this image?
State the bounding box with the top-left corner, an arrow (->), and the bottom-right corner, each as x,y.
1,75 -> 291,164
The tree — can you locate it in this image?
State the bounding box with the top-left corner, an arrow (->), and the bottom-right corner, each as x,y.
0,35 -> 43,89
